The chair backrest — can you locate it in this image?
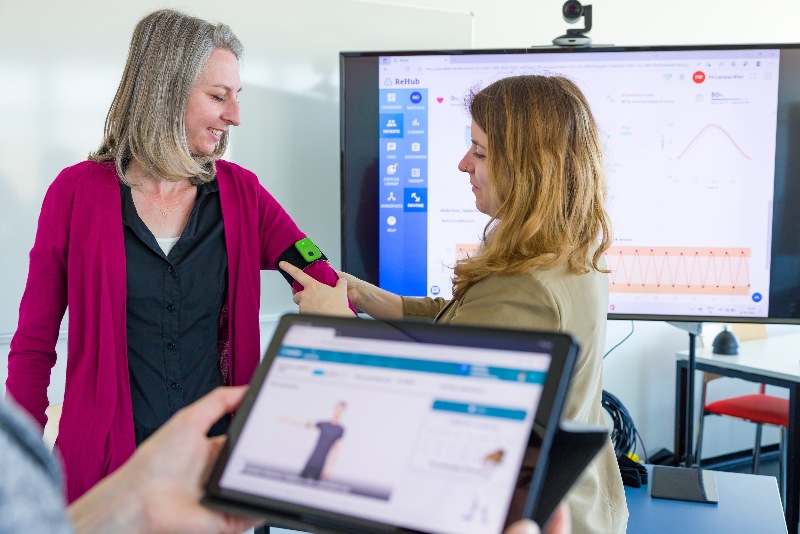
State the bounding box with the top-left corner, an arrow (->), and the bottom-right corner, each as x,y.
730,323 -> 768,342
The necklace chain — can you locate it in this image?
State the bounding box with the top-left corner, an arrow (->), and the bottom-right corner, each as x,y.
133,184 -> 194,219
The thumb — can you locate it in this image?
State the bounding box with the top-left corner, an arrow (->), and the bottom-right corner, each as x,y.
505,519 -> 540,534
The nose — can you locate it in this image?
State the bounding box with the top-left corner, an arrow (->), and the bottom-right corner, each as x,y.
223,98 -> 241,127
458,150 -> 472,173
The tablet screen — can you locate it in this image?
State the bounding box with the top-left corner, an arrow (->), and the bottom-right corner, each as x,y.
215,320 -> 561,534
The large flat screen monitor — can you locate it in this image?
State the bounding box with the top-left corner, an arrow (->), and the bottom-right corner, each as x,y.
340,44 -> 800,324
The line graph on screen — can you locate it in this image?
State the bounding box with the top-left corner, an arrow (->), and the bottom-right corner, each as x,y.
676,123 -> 752,161
605,246 -> 751,295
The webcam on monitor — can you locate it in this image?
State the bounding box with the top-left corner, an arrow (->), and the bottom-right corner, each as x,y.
552,1 -> 593,46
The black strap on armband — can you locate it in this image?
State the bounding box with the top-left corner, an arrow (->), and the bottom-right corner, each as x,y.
277,238 -> 328,285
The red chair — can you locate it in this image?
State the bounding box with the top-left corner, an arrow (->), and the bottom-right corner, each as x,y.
694,325 -> 789,504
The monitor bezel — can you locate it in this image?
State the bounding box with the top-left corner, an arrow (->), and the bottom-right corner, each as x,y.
340,43 -> 800,325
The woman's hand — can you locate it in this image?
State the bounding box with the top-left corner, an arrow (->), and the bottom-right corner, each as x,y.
69,387 -> 262,534
334,270 -> 365,310
332,269 -> 404,320
279,261 -> 354,317
505,504 -> 571,534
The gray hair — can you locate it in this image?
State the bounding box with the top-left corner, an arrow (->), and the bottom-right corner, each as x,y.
89,9 -> 243,184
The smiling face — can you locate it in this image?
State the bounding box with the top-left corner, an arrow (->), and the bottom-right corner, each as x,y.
185,48 -> 242,155
458,121 -> 496,216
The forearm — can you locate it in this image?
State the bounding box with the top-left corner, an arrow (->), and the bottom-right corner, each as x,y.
6,348 -> 57,429
8,214 -> 69,426
68,470 -> 148,534
355,281 -> 403,320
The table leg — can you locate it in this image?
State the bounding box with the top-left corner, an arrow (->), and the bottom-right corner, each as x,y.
674,361 -> 688,466
786,384 -> 799,534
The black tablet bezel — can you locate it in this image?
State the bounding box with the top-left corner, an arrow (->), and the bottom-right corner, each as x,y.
204,313 -> 578,533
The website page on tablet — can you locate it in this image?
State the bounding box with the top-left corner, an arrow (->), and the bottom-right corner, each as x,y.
219,323 -> 553,534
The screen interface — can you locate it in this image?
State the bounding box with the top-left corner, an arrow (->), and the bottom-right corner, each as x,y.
219,323 -> 553,534
375,49 -> 780,319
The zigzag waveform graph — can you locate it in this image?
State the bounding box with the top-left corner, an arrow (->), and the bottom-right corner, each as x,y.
605,246 -> 751,295
455,243 -> 479,261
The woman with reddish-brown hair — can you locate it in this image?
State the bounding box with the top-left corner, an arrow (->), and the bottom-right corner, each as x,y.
284,74 -> 627,534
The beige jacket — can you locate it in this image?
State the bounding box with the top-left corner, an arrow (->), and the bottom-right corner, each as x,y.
402,262 -> 628,534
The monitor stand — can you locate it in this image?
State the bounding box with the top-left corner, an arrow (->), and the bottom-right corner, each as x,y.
651,322 -> 718,504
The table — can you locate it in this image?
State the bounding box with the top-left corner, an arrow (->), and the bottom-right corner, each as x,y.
626,465 -> 787,533
256,465 -> 787,534
675,333 -> 800,534
261,466 -> 785,534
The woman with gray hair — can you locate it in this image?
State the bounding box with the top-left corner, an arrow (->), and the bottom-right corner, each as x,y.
6,9 -> 350,503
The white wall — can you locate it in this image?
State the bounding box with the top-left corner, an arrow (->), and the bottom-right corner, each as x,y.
0,0 -> 473,335
2,0 -> 798,464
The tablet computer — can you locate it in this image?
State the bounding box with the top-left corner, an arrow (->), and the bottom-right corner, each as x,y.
204,314 -> 579,533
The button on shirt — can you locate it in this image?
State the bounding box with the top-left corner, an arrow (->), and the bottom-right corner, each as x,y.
121,181 -> 230,445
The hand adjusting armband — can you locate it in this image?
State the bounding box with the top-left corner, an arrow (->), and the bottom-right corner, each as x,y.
277,238 -> 328,285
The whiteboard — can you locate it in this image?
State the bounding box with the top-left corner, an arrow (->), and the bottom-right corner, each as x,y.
0,1 -> 472,336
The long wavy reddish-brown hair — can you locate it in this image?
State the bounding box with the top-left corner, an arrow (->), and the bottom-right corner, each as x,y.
452,75 -> 612,301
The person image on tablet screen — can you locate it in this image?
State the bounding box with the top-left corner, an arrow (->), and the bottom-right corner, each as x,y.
281,401 -> 347,481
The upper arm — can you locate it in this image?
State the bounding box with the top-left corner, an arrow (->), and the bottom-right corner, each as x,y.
256,184 -> 306,270
255,184 -> 345,291
449,274 -> 561,331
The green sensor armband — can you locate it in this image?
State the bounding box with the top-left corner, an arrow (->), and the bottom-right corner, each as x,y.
294,237 -> 323,262
277,238 -> 328,285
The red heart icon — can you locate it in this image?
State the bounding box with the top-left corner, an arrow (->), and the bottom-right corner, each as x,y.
436,97 -> 443,103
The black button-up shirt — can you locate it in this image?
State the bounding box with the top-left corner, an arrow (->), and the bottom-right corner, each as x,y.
121,181 -> 230,445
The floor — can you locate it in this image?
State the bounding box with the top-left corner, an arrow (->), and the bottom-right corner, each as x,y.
727,455 -> 780,478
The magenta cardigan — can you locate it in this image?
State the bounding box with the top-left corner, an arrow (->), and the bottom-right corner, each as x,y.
6,159 -> 343,502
